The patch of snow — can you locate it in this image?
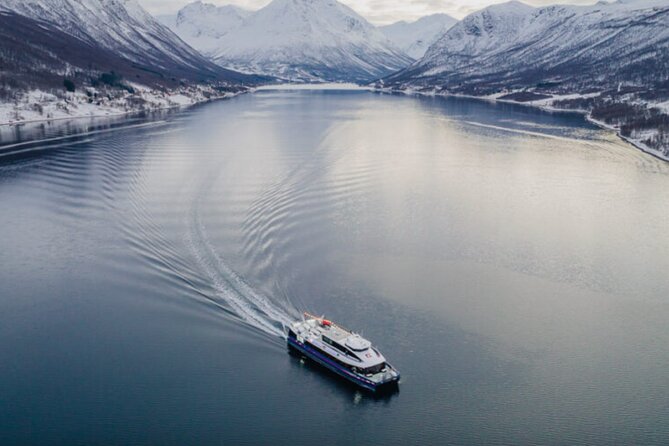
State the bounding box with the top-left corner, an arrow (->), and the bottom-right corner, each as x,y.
652,100 -> 669,114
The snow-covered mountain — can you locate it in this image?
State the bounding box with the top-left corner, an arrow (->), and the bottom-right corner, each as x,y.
159,1 -> 252,54
379,14 -> 457,59
168,0 -> 413,82
0,0 -> 250,84
385,0 -> 669,94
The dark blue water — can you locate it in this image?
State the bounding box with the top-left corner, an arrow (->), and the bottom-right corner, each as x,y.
2,88 -> 669,445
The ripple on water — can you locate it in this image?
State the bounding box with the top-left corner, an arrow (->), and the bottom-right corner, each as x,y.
2,91 -> 669,445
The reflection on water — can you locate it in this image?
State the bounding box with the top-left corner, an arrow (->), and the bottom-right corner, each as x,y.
0,109 -> 182,159
1,89 -> 668,445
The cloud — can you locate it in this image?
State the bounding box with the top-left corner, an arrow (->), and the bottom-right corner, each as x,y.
139,0 -> 600,24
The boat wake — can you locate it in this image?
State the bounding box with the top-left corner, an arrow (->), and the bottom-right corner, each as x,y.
113,130 -> 299,341
186,204 -> 295,338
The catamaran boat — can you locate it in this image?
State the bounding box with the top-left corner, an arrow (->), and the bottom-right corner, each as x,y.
286,312 -> 400,392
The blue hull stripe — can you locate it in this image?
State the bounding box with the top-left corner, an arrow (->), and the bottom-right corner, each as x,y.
288,337 -> 391,391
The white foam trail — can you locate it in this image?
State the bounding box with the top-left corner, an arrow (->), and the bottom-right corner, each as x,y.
187,207 -> 295,338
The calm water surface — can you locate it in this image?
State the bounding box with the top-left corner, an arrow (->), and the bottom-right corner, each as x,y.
1,89 -> 669,445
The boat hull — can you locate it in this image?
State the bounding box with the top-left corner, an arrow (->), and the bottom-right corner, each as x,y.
287,336 -> 399,392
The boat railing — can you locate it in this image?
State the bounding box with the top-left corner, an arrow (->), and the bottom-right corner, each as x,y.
303,311 -> 352,334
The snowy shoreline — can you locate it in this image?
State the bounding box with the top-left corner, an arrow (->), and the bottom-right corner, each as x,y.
584,116 -> 669,163
0,85 -> 248,128
5,83 -> 666,164
374,87 -> 669,163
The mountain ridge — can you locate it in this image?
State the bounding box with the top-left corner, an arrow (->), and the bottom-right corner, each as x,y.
0,0 -> 252,84
167,0 -> 413,82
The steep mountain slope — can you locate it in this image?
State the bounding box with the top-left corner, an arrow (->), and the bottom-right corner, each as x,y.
0,0 -> 251,84
169,0 -> 413,82
385,0 -> 669,94
379,14 -> 457,59
0,10 -> 159,91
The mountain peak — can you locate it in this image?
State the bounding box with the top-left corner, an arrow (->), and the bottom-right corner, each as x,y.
380,13 -> 458,59
168,0 -> 412,82
269,0 -> 340,7
485,0 -> 535,13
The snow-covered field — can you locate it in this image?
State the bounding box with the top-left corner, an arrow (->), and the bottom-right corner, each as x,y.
0,85 -> 243,127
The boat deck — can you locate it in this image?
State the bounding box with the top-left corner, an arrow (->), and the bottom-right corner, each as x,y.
292,317 -> 349,342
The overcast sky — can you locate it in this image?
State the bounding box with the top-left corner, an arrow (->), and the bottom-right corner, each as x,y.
140,0 -> 600,24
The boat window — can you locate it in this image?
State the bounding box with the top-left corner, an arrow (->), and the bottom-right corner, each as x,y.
346,350 -> 360,361
338,345 -> 361,361
322,336 -> 338,349
322,336 -> 359,358
332,342 -> 348,354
